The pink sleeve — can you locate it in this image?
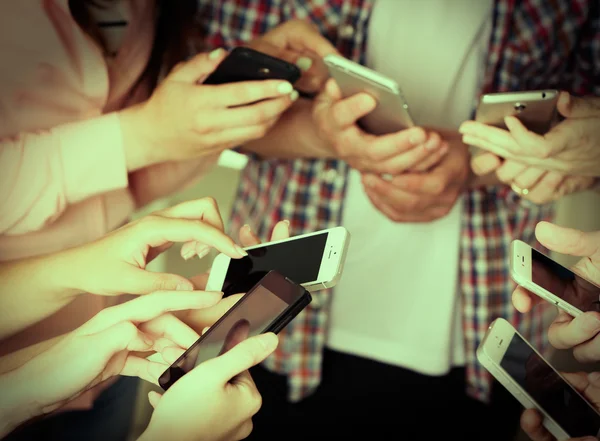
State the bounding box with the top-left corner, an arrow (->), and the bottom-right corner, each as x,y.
129,154 -> 219,209
0,113 -> 128,235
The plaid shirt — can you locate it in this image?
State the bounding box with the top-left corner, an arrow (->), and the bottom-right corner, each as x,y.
198,0 -> 600,403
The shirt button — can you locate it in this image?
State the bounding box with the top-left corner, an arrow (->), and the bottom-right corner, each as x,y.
339,24 -> 355,39
324,169 -> 339,183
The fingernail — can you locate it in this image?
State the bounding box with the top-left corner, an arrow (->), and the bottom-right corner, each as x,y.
583,313 -> 600,331
290,90 -> 299,102
143,334 -> 154,346
236,245 -> 248,257
259,333 -> 278,351
283,220 -> 290,227
277,82 -> 294,94
243,224 -> 252,232
588,372 -> 600,383
296,57 -> 313,72
409,131 -> 426,145
176,282 -> 193,291
424,137 -> 439,151
195,245 -> 211,260
458,124 -> 467,134
182,249 -> 196,261
208,48 -> 225,60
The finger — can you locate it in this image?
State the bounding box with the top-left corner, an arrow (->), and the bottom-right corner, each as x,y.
122,268 -> 195,294
558,91 -> 600,119
513,166 -> 546,191
362,183 -> 443,223
180,241 -> 211,261
503,116 -> 553,157
573,335 -> 600,363
200,333 -> 278,382
121,356 -> 167,385
141,313 -> 200,349
136,215 -> 246,259
83,291 -> 224,334
371,140 -> 446,175
201,95 -> 294,130
535,222 -> 600,258
189,272 -> 210,290
512,286 -> 542,313
239,224 -> 261,247
389,168 -> 454,197
409,142 -> 449,172
170,49 -> 227,83
471,152 -> 502,176
160,346 -> 187,365
201,79 -> 295,108
183,294 -> 244,332
520,171 -> 564,205
548,310 -> 600,350
329,91 -> 377,128
495,160 -> 527,184
148,391 -> 162,409
561,371 -> 590,392
521,409 -> 554,441
158,197 -> 225,232
270,220 -> 291,241
195,124 -> 277,153
363,127 -> 428,163
459,121 -> 521,152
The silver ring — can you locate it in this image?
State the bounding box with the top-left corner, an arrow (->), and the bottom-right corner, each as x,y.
511,182 -> 529,196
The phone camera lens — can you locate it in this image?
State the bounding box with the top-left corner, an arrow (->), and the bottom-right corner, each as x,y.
514,103 -> 526,112
542,92 -> 546,98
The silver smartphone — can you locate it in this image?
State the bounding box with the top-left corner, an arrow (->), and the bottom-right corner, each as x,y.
475,90 -> 559,134
478,318 -> 600,441
510,240 -> 600,317
323,54 -> 414,135
206,227 -> 351,295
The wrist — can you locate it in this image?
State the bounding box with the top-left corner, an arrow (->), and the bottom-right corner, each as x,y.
118,104 -> 162,171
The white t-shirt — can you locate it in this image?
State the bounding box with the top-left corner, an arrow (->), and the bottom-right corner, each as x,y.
326,0 -> 492,375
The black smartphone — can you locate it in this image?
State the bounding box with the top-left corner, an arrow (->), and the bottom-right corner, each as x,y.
204,47 -> 301,85
158,270 -> 312,390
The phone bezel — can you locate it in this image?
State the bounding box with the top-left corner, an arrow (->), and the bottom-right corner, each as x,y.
205,227 -> 350,292
478,319 -> 568,439
510,240 -> 583,317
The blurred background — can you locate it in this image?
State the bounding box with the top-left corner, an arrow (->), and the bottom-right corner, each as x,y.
128,152 -> 600,440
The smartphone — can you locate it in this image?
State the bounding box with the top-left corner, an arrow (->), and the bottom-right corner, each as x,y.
158,270 -> 311,390
323,54 -> 414,135
204,47 -> 301,86
475,90 -> 559,135
206,226 -> 350,296
478,318 -> 600,440
510,240 -> 600,317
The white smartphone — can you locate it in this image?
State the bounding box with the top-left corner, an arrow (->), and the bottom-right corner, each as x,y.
206,227 -> 351,295
323,54 -> 414,135
475,90 -> 559,135
478,318 -> 600,440
510,240 -> 600,317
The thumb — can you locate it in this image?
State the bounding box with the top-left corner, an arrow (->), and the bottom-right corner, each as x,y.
168,49 -> 227,83
148,391 -> 162,409
558,91 -> 600,118
535,221 -> 600,258
206,333 -> 278,382
124,268 -> 194,295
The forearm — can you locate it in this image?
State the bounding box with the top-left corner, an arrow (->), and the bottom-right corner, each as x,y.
242,99 -> 332,159
0,251 -> 80,340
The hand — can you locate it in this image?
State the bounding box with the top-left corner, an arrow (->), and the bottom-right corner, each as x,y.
0,292 -> 217,436
179,220 -> 291,333
512,222 -> 600,362
520,371 -> 600,441
247,19 -> 338,94
361,138 -> 470,222
460,92 -> 600,178
139,333 -> 279,441
470,153 -> 595,204
66,198 -> 247,298
312,79 -> 449,175
120,50 -> 298,171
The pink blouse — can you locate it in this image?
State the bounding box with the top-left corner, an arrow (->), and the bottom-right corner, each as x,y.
0,0 -> 214,410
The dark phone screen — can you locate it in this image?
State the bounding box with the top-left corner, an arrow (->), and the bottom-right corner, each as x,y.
531,249 -> 600,312
222,233 -> 328,296
159,285 -> 289,388
500,334 -> 600,437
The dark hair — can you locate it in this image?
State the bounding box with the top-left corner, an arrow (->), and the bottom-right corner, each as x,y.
69,0 -> 200,92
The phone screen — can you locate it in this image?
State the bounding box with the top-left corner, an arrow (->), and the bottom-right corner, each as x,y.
222,233 -> 328,296
500,333 -> 600,437
159,284 -> 290,389
531,249 -> 600,312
